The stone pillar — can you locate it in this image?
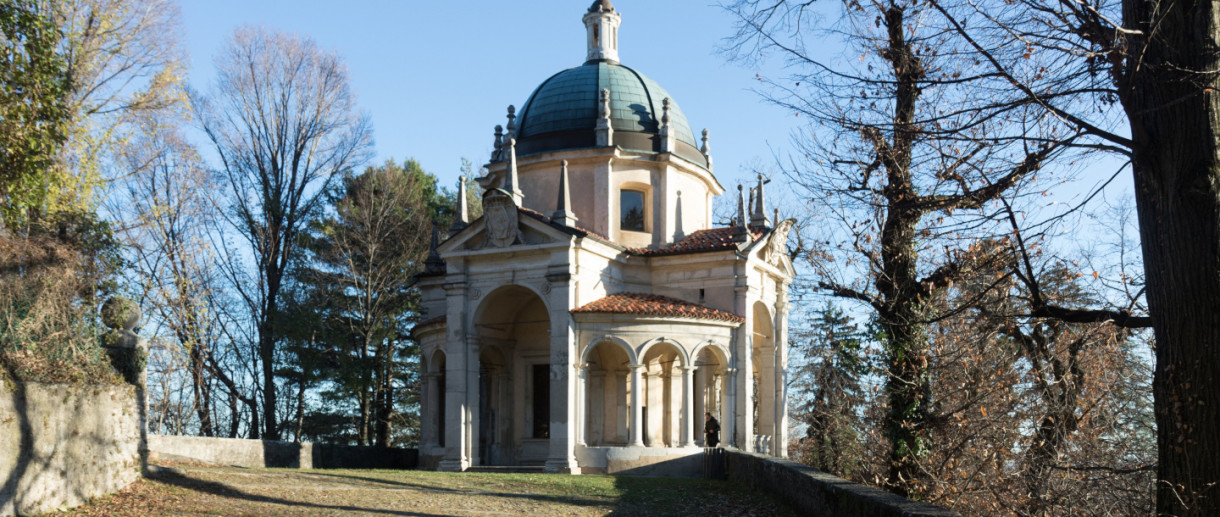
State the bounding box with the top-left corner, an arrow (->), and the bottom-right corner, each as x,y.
723,368 -> 737,449
582,367 -> 597,446
616,369 -> 630,443
465,335 -> 480,466
693,366 -> 706,446
757,350 -> 776,439
680,366 -> 695,447
546,271 -> 578,473
629,364 -> 644,446
734,286 -> 754,451
774,295 -> 791,458
439,280 -> 470,471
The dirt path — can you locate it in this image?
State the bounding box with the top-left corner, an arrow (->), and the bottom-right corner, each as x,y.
55,463 -> 797,516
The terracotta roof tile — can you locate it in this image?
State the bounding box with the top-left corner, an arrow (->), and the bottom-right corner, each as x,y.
571,292 -> 744,323
629,226 -> 766,256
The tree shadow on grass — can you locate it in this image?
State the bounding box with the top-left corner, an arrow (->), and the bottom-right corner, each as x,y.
286,470 -> 615,508
150,468 -> 615,514
148,469 -> 448,516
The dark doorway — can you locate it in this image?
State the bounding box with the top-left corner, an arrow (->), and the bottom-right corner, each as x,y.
532,364 -> 550,438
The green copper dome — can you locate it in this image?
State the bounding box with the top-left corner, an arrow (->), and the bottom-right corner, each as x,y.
514,62 -> 707,167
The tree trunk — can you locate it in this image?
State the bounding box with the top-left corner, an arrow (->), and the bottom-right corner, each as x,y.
1122,1 -> 1220,513
190,342 -> 213,437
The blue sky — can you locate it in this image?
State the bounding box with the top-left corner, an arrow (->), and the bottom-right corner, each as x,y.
181,0 -> 803,202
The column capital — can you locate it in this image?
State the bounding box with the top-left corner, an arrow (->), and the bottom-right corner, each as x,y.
681,365 -> 696,373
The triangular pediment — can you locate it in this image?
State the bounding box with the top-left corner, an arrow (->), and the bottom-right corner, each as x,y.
437,208 -> 580,255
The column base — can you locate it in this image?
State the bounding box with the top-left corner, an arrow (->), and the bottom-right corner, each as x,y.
437,459 -> 468,472
545,458 -> 580,474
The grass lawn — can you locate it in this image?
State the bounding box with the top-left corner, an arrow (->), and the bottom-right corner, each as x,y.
54,463 -> 799,516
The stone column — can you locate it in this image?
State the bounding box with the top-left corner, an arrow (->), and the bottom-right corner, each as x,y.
546,270 -> 579,473
693,366 -> 706,446
580,367 -> 594,446
439,279 -> 470,471
616,369 -> 630,443
774,295 -> 791,458
734,286 -> 755,451
629,364 -> 644,446
723,368 -> 737,449
680,366 -> 695,447
466,336 -> 480,466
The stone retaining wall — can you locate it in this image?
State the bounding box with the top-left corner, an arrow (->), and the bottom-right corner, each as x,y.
724,451 -> 962,517
148,434 -> 418,470
1,381 -> 141,516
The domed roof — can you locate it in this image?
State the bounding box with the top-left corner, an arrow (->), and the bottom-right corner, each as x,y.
514,62 -> 706,167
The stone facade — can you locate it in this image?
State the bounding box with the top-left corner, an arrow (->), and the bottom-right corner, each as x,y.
413,2 -> 795,474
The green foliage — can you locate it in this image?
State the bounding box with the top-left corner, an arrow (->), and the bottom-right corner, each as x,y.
0,228 -> 122,385
0,0 -> 73,229
792,302 -> 870,478
281,159 -> 451,446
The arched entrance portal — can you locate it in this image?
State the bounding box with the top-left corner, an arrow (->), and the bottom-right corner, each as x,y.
752,302 -> 776,451
583,340 -> 632,445
639,340 -> 687,447
473,285 -> 550,466
693,343 -> 728,446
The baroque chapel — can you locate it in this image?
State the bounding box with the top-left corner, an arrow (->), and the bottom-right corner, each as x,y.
413,1 -> 795,474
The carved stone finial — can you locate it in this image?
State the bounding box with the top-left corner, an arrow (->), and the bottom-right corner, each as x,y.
659,97 -> 674,153
553,160 -> 579,227
596,88 -> 614,146
100,297 -> 146,385
492,124 -> 504,162
701,128 -> 713,170
450,176 -> 469,234
733,184 -> 750,242
600,89 -> 611,119
751,173 -> 769,227
504,136 -> 522,204
506,105 -> 517,136
426,224 -> 444,267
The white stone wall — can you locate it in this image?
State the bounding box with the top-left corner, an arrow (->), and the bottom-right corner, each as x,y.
0,381 -> 140,516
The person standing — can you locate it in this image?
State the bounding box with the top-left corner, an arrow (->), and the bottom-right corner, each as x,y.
704,412 -> 720,447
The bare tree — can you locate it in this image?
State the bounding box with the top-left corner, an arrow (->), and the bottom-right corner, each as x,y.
726,0 -> 1081,496
907,1 -> 1220,512
193,26 -> 371,440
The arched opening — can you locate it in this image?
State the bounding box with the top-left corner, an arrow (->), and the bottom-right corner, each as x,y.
428,350 -> 447,448
584,341 -> 631,445
474,285 -> 550,466
752,302 -> 776,448
639,341 -> 685,447
693,343 -> 728,446
478,346 -> 505,465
